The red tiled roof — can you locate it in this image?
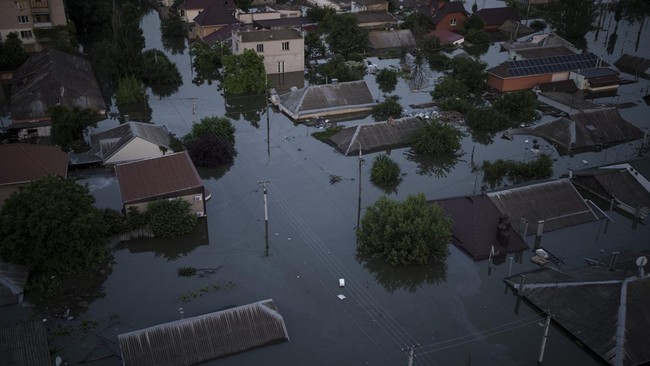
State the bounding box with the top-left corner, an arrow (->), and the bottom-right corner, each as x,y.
434,195 -> 528,261
0,144 -> 68,185
115,151 -> 203,204
431,1 -> 468,25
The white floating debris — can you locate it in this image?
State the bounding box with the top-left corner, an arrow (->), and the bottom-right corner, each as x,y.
339,278 -> 345,287
297,275 -> 300,278
337,294 -> 346,300
582,160 -> 589,165
42,318 -> 47,323
55,356 -> 62,366
275,233 -> 279,236
288,237 -> 291,241
524,139 -> 529,143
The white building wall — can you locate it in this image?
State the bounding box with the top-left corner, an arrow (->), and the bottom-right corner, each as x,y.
105,138 -> 167,165
235,35 -> 304,74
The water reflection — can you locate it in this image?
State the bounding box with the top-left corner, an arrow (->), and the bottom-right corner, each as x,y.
404,151 -> 464,178
356,253 -> 447,293
224,94 -> 267,128
117,100 -> 153,123
118,219 -> 209,261
197,164 -> 232,181
470,129 -> 496,145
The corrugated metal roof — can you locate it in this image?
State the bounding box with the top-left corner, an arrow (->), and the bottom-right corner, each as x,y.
368,29 -> 417,49
504,251 -> 650,366
10,49 -> 105,122
614,54 -> 650,79
115,151 -> 204,204
329,117 -> 424,155
0,144 -> 68,185
0,322 -> 50,366
487,179 -> 600,234
118,299 -> 289,366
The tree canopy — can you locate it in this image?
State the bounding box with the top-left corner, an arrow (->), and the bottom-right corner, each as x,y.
0,176 -> 109,275
222,49 -> 266,95
0,33 -> 28,71
410,119 -> 463,157
370,155 -> 402,192
481,154 -> 554,189
372,95 -> 403,121
546,0 -> 598,43
466,107 -> 513,132
326,13 -> 368,56
48,106 -> 100,151
319,55 -> 367,82
492,91 -> 538,123
146,199 -> 198,238
431,76 -> 468,99
357,194 -> 452,266
183,116 -> 237,167
449,57 -> 487,95
375,68 -> 399,94
191,41 -> 229,85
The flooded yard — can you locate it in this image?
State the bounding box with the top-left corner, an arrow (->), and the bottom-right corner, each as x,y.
2,1 -> 650,365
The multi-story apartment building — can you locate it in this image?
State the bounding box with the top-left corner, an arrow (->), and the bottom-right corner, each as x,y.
232,28 -> 304,76
0,0 -> 67,52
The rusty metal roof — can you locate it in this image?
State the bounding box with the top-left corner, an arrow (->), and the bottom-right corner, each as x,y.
0,144 -> 68,185
118,299 -> 289,366
115,151 -> 204,204
0,322 -> 50,366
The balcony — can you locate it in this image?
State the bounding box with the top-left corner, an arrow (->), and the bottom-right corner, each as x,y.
30,0 -> 49,8
33,22 -> 53,29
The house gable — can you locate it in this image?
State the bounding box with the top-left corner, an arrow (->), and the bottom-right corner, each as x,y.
105,137 -> 167,165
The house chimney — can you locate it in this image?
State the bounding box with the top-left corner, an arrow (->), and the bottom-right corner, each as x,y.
331,78 -> 338,86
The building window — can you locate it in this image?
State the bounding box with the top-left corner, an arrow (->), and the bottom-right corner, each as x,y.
18,15 -> 29,23
20,30 -> 33,39
256,44 -> 264,52
15,0 -> 26,9
282,41 -> 289,51
450,18 -> 457,26
33,14 -> 50,23
179,9 -> 185,17
277,61 -> 285,74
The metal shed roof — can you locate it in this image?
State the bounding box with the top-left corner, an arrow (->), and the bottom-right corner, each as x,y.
118,299 -> 289,366
328,117 -> 425,156
0,322 -> 50,366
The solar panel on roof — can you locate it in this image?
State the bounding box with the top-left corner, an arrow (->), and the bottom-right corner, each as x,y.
505,52 -> 602,77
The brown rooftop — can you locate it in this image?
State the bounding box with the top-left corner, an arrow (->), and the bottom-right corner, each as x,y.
0,144 -> 68,185
238,28 -> 302,43
115,151 -> 203,204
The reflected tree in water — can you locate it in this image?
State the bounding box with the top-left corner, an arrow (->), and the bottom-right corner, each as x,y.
224,94 -> 267,128
160,13 -> 187,55
196,164 -> 233,181
405,151 -> 464,178
356,253 -> 448,293
120,220 -> 210,261
469,129 -> 496,145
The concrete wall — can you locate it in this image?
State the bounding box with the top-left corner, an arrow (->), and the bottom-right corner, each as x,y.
234,35 -> 304,75
125,192 -> 207,217
105,137 -> 167,165
488,73 -> 553,92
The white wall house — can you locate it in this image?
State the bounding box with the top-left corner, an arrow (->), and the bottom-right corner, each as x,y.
232,28 -> 304,75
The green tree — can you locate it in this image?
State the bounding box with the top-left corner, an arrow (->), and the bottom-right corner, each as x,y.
222,49 -> 266,95
191,41 -> 229,85
466,107 -> 513,132
481,154 -> 553,188
0,32 -> 28,71
529,20 -> 547,32
449,57 -> 487,94
431,75 -> 468,99
357,194 -> 452,266
307,6 -> 336,31
147,199 -> 198,238
463,14 -> 485,32
376,68 -> 399,94
464,29 -> 490,57
320,54 -> 367,82
492,90 -> 537,123
141,49 -> 182,98
370,155 -> 402,192
33,24 -> 79,54
326,13 -> 368,56
116,75 -> 147,105
546,0 -> 598,43
161,13 -> 187,55
404,12 -> 434,39
183,115 -> 236,146
48,106 -> 99,151
0,176 -> 108,275
440,97 -> 472,113
410,119 -> 462,156
113,2 -> 146,78
305,30 -> 326,58
427,52 -> 451,72
372,95 -> 403,121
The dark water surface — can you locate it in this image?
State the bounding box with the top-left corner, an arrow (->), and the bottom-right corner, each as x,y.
3,2 -> 650,365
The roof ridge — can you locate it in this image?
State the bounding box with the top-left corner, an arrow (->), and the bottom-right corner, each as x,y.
18,144 -> 51,178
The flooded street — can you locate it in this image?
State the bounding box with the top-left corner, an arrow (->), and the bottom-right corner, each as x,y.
3,2 -> 650,365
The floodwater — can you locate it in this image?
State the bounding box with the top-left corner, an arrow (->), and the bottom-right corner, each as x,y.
3,2 -> 650,365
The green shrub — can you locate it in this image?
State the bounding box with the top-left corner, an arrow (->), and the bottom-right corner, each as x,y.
370,155 -> 402,190
147,199 -> 198,238
116,75 -> 147,105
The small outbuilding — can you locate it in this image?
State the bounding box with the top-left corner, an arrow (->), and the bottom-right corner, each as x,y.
428,29 -> 464,46
328,117 -> 425,155
368,29 -> 417,52
614,54 -> 650,79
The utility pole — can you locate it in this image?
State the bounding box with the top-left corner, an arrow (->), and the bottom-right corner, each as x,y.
265,74 -> 270,158
259,180 -> 270,257
356,140 -> 364,230
402,345 -> 418,366
538,311 -> 552,365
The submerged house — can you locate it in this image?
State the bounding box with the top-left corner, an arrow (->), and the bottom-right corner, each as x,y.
614,54 -> 650,79
0,144 -> 68,204
505,250 -> 650,366
118,299 -> 289,366
270,80 -> 376,121
70,122 -> 172,166
475,7 -> 520,32
115,151 -> 207,217
569,68 -> 621,93
508,108 -> 644,155
433,195 -> 528,261
9,49 -> 106,139
328,117 -> 424,155
368,29 -> 417,54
